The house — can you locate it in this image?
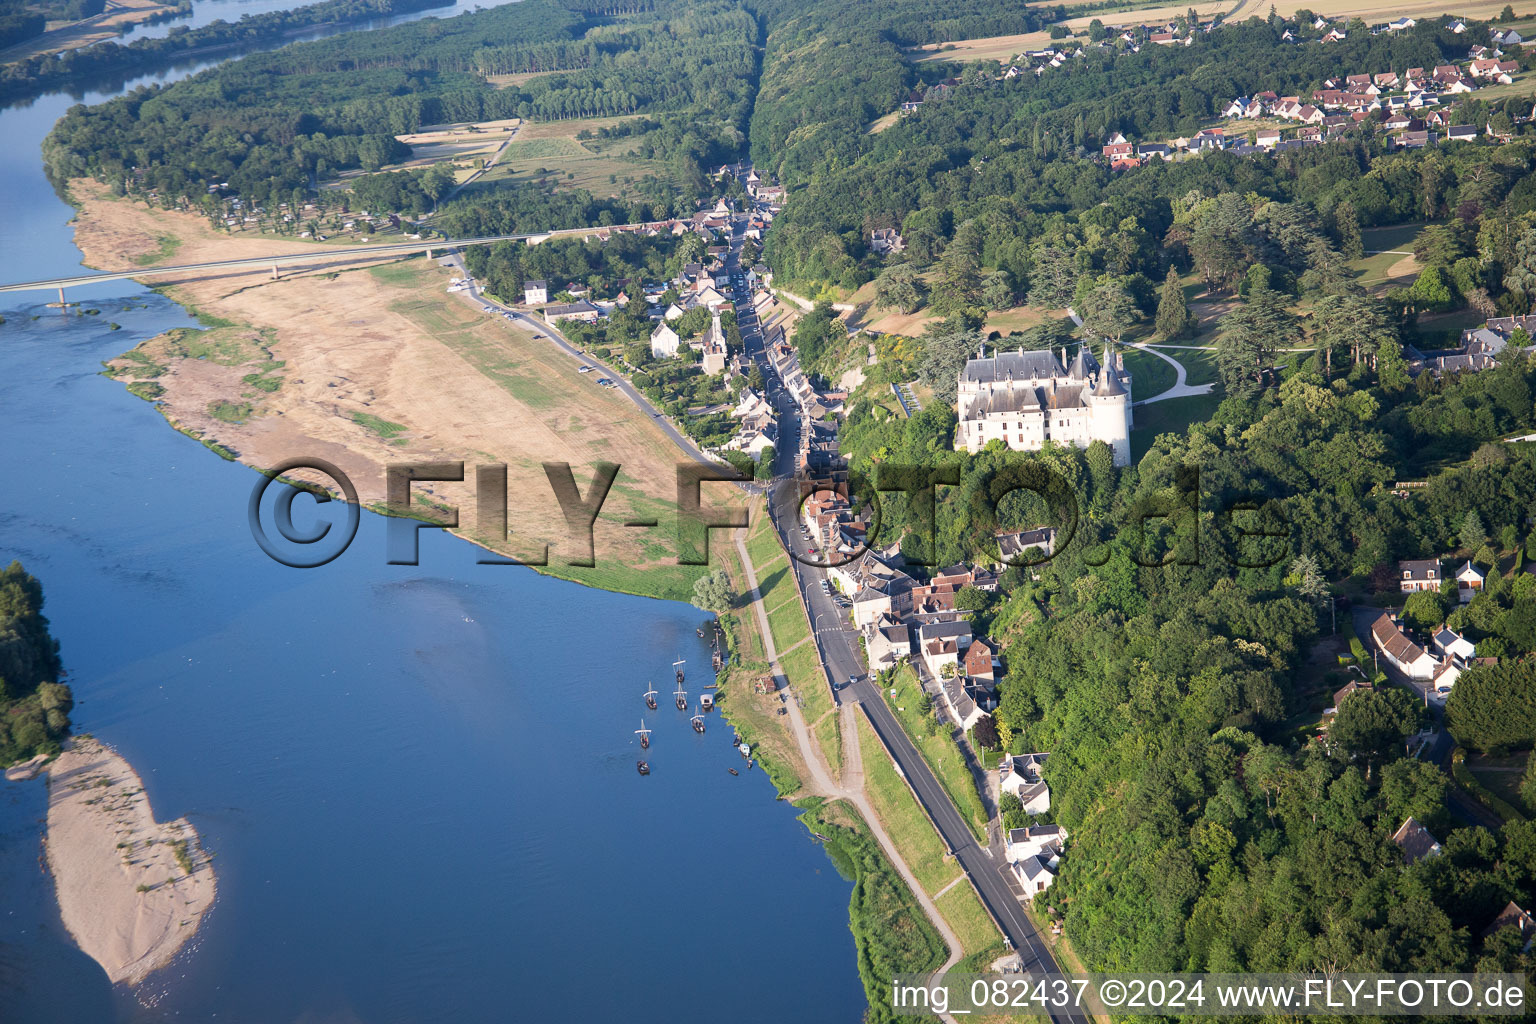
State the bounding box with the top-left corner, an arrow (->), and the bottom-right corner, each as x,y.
1481,902 -> 1536,952
1012,851 -> 1056,899
1493,28 -> 1523,46
650,321 -> 682,359
963,636 -> 998,682
1331,679 -> 1373,711
1374,72 -> 1400,89
1446,124 -> 1478,142
1323,28 -> 1347,43
1399,558 -> 1441,592
917,619 -> 973,680
1005,823 -> 1066,865
1256,128 -> 1282,149
996,526 -> 1056,564
542,299 -> 602,323
1449,20 -> 1466,34
939,673 -> 990,732
1391,816 -> 1443,864
1137,142 -> 1169,159
1103,140 -> 1133,159
863,614 -> 912,672
1434,627 -> 1477,661
1005,823 -> 1067,898
1455,560 -> 1486,602
999,752 -> 1051,813
1387,16 -> 1415,31
523,280 -> 548,305
1370,612 -> 1438,679
1222,97 -> 1249,118
870,228 -> 905,254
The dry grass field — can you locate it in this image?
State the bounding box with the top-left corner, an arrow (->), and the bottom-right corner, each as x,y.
71,180 -> 707,585
0,0 -> 180,65
468,115 -> 667,198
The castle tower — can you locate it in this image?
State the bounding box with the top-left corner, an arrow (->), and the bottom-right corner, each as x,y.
1086,343 -> 1132,466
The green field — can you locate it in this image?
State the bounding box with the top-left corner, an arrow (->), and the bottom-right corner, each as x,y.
858,714 -> 962,894
467,116 -> 668,199
882,666 -> 989,841
1130,391 -> 1224,460
1121,347 -> 1177,400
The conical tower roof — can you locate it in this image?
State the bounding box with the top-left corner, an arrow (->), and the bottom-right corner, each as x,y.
1093,344 -> 1126,397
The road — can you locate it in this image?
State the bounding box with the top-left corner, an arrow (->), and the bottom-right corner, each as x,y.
418,208 -> 1089,1020
1348,605 -> 1501,832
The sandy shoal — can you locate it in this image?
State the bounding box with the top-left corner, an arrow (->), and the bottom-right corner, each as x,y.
68,179 -> 713,565
44,736 -> 216,987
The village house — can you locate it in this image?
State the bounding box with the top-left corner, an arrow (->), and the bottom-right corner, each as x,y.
542,299 -> 602,324
1482,902 -> 1536,952
1005,824 -> 1067,899
863,613 -> 912,672
999,752 -> 1051,813
650,321 -> 682,359
917,619 -> 972,680
996,526 -> 1056,564
1455,560 -> 1486,602
1370,611 -> 1438,679
1399,558 -> 1441,592
1392,817 -> 1443,864
1434,626 -> 1477,661
870,228 -> 905,254
523,280 -> 548,305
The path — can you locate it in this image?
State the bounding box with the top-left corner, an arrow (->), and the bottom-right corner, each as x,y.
1065,307 -> 1215,406
732,530 -> 967,1005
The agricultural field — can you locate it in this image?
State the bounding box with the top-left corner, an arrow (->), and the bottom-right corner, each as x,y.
467,115 -> 667,198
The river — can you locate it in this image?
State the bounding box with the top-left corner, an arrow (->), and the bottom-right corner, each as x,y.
0,4 -> 866,1021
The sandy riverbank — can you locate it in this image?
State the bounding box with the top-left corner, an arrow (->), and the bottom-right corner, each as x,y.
42,735 -> 216,987
69,180 -> 718,587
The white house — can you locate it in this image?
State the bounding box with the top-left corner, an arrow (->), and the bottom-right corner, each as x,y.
917,619 -> 972,680
1387,16 -> 1416,31
1433,627 -> 1476,661
1455,560 -> 1485,603
1370,612 -> 1438,679
1004,824 -> 1067,900
524,280 -> 548,305
650,322 -> 682,358
999,752 -> 1050,814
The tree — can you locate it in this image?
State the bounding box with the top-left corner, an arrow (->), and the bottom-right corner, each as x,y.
1027,242 -> 1079,308
919,320 -> 982,404
1447,662 -> 1536,753
1079,280 -> 1140,342
755,446 -> 776,480
1402,588 -> 1447,631
1521,754 -> 1536,813
981,270 -> 1016,311
1503,228 -> 1536,311
1286,554 -> 1328,604
1310,292 -> 1396,376
1217,283 -> 1296,398
1331,688 -> 1423,774
874,263 -> 925,314
1334,201 -> 1363,260
1460,509 -> 1488,552
1154,266 -> 1194,339
691,568 -> 733,612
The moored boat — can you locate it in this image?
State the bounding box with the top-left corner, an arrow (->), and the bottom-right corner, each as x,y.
691,706 -> 705,734
637,760 -> 650,775
644,682 -> 658,711
636,719 -> 651,750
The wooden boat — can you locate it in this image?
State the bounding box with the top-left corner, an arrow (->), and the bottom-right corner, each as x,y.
636,719 -> 651,750
674,678 -> 687,711
700,692 -> 714,711
691,706 -> 706,734
674,656 -> 686,685
644,683 -> 658,711
636,760 -> 650,775
728,768 -> 739,776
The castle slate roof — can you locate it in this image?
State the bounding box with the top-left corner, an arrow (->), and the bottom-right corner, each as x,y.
963,350 -> 1066,383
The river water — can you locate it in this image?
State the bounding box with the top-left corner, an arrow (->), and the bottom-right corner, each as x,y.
0,5 -> 865,1021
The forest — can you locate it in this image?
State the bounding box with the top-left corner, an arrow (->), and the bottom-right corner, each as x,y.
0,0 -> 453,100
0,562 -> 72,766
43,0 -> 757,221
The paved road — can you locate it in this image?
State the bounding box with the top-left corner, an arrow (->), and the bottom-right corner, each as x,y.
452,215 -> 1088,1020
